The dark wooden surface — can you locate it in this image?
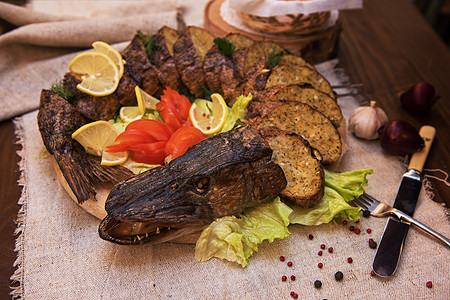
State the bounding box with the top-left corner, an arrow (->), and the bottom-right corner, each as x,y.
0,0 -> 449,298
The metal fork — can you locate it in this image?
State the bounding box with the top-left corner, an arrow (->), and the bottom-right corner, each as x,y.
353,193 -> 450,248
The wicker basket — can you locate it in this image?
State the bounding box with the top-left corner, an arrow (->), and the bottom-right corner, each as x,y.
239,10 -> 331,36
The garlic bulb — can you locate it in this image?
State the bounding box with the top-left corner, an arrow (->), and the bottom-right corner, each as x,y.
348,101 -> 388,140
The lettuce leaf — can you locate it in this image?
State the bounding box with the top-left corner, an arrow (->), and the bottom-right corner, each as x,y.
289,168 -> 373,226
195,197 -> 292,267
194,166 -> 373,266
220,93 -> 252,133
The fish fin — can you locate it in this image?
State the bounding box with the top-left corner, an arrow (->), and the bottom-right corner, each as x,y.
85,155 -> 135,184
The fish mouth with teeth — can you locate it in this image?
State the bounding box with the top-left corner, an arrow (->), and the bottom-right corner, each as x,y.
98,126 -> 287,245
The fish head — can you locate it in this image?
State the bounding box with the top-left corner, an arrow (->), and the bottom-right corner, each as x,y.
98,126 -> 286,245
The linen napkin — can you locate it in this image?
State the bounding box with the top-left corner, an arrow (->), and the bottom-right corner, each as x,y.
0,0 -> 182,122
11,58 -> 450,299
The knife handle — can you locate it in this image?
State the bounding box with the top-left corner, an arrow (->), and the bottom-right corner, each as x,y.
408,125 -> 436,173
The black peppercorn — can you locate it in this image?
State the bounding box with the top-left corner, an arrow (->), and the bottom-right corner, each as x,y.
335,271 -> 344,281
369,240 -> 378,249
314,280 -> 322,288
363,210 -> 371,217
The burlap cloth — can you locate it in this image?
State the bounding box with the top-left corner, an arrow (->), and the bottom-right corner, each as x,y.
5,1 -> 449,299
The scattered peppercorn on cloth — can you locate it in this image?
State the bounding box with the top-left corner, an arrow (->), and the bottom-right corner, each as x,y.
11,55 -> 450,299
0,0 -> 184,122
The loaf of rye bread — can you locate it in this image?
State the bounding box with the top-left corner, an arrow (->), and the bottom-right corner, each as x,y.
247,100 -> 342,164
259,126 -> 324,207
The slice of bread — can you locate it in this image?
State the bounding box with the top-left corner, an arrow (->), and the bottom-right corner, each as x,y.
253,84 -> 343,127
224,32 -> 254,50
243,41 -> 287,71
247,101 -> 342,164
259,126 -> 324,208
265,64 -> 336,100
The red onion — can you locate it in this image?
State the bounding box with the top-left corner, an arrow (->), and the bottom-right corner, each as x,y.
379,120 -> 424,155
400,82 -> 439,113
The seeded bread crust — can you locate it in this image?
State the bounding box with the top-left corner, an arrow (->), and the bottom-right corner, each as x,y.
253,84 -> 344,127
259,126 -> 324,208
247,100 -> 342,164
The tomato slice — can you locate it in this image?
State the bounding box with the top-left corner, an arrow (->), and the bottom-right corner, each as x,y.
157,87 -> 192,130
125,119 -> 174,141
115,130 -> 157,144
127,141 -> 167,165
165,126 -> 206,159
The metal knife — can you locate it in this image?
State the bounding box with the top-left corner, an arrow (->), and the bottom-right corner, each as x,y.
372,125 -> 436,277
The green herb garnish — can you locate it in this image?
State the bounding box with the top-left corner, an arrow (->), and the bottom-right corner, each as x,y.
265,48 -> 284,68
213,37 -> 235,57
50,80 -> 73,100
137,30 -> 155,58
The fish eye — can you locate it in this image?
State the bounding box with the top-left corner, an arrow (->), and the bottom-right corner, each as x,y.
170,183 -> 178,191
195,177 -> 209,194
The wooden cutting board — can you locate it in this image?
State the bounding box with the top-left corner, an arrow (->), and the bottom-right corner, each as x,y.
203,0 -> 341,63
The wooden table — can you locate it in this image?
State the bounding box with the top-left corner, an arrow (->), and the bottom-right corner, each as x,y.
1,0 -> 449,297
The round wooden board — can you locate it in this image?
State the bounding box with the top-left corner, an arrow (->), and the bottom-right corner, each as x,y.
204,0 -> 341,63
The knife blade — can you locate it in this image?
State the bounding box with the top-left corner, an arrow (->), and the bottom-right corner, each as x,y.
372,125 -> 436,277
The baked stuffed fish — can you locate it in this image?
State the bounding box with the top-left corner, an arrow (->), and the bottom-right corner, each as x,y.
99,126 -> 287,245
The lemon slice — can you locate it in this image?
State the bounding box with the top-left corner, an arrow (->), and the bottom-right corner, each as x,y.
135,86 -> 160,114
119,106 -> 143,122
189,93 -> 228,135
68,52 -> 120,97
92,41 -> 124,78
72,120 -> 127,166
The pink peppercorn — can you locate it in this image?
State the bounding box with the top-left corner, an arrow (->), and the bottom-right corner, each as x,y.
342,220 -> 348,225
349,226 -> 355,231
426,281 -> 433,288
282,275 -> 287,281
309,234 -> 314,240
328,247 -> 333,253
287,261 -> 293,267
370,271 -> 375,276
280,256 -> 285,262
318,262 -> 323,268
318,250 -> 323,256
355,228 -> 361,234
291,275 -> 296,281
320,244 -> 326,249
347,257 -> 353,263
367,228 -> 372,234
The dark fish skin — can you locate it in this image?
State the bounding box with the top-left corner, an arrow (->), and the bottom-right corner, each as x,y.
149,26 -> 182,91
99,126 -> 287,245
121,34 -> 163,97
62,73 -> 122,121
37,90 -> 134,203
